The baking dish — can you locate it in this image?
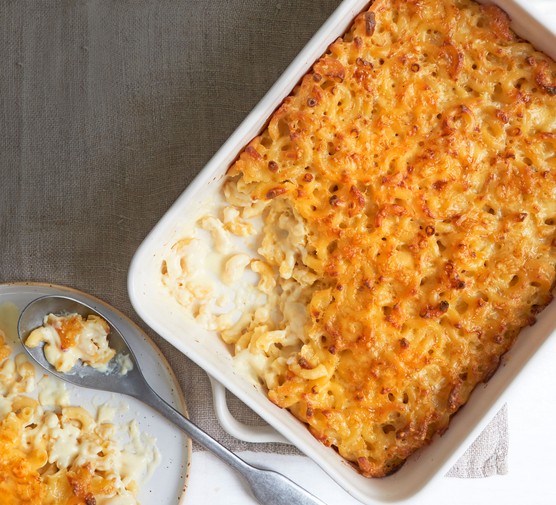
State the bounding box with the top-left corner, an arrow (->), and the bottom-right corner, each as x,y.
128,0 -> 556,502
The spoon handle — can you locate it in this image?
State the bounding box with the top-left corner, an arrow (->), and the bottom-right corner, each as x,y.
138,384 -> 327,505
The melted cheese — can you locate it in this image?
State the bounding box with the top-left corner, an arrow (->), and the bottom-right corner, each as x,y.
37,376 -> 70,407
115,353 -> 134,376
164,0 -> 556,477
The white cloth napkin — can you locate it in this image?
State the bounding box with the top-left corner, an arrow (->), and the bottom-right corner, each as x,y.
447,404 -> 508,477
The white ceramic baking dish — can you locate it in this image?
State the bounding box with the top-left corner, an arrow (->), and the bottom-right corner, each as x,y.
128,1 -> 556,503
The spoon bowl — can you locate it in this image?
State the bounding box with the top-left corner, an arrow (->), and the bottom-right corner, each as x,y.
17,294 -> 326,505
18,295 -> 144,397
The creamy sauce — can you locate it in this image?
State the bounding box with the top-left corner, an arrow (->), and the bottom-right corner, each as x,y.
97,404 -> 117,424
162,198 -> 311,392
115,353 -> 134,376
38,375 -> 70,407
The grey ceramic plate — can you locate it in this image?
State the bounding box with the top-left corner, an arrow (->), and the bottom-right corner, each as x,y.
0,281 -> 191,505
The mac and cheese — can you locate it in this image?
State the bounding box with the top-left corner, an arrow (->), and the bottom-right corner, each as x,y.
163,0 -> 556,477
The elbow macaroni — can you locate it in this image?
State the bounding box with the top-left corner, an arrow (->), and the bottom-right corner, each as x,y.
163,0 -> 556,477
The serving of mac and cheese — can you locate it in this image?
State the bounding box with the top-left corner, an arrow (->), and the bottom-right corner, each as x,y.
25,313 -> 115,373
24,312 -> 133,376
162,0 -> 556,477
0,310 -> 160,504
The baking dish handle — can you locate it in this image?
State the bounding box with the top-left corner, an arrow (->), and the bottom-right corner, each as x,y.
209,377 -> 292,444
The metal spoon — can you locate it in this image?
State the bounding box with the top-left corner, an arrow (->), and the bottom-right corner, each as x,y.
18,295 -> 326,505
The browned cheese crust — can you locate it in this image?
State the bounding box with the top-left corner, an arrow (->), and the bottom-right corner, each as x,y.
226,0 -> 556,477
0,412 -> 117,505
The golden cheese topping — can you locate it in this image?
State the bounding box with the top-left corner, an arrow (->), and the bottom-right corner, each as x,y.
165,0 -> 556,477
0,413 -> 44,505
